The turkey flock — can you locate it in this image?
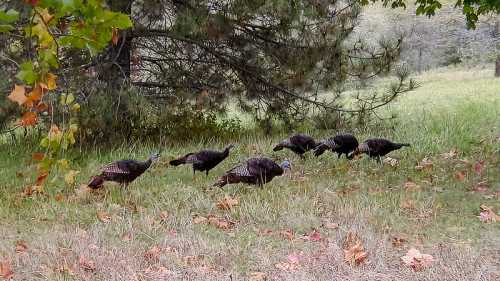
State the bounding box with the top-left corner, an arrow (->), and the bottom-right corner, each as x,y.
87,134 -> 410,189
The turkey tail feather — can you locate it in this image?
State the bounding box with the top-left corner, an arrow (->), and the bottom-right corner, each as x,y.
169,157 -> 186,166
313,144 -> 328,157
213,177 -> 227,188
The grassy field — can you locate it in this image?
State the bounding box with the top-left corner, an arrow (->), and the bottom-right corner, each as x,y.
0,66 -> 499,280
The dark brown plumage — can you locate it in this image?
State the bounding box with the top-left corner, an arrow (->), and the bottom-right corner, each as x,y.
313,133 -> 359,159
169,144 -> 234,176
273,134 -> 318,158
350,138 -> 410,162
214,158 -> 291,188
87,153 -> 160,189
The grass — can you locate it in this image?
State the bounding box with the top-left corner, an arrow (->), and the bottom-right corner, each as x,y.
0,66 -> 499,280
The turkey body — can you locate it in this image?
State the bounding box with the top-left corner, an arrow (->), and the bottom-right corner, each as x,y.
351,138 -> 410,161
88,153 -> 159,189
314,133 -> 359,158
169,145 -> 233,176
214,157 -> 290,188
273,134 -> 318,157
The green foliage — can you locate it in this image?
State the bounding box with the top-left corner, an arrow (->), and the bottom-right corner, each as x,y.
75,91 -> 243,144
367,0 -> 500,28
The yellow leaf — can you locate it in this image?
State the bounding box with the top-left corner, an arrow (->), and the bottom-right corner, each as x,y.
46,73 -> 57,90
216,195 -> 239,210
64,170 -> 79,185
7,85 -> 27,106
36,8 -> 54,24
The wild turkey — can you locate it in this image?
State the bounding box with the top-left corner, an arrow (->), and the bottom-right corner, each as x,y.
273,134 -> 318,158
349,138 -> 410,162
314,133 -> 359,159
88,152 -> 160,189
169,144 -> 234,176
214,157 -> 291,188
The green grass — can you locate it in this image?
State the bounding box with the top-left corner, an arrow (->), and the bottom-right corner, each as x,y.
0,66 -> 499,280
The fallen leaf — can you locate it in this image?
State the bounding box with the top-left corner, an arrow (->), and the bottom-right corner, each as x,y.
18,111 -> 37,127
302,229 -> 321,242
207,215 -> 235,230
403,181 -> 420,191
323,222 -> 339,230
192,215 -> 207,224
441,149 -> 457,159
401,248 -> 435,271
32,152 -> 45,161
473,181 -> 489,193
79,255 -> 96,272
473,160 -> 485,175
64,170 -> 79,185
391,235 -> 407,247
159,211 -> 168,222
35,171 -> 49,186
415,157 -> 433,171
249,271 -> 266,281
15,241 -> 28,253
96,211 -> 111,223
7,85 -> 27,106
279,229 -> 294,240
343,232 -> 368,265
144,246 -> 162,262
183,255 -> 200,266
0,260 -> 13,280
400,199 -> 415,210
54,194 -> 64,202
478,205 -> 500,223
383,157 -> 399,167
455,171 -> 466,181
274,252 -> 302,272
216,195 -> 239,210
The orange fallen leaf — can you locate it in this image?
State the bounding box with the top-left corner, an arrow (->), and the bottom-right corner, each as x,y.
0,260 -> 14,280
96,211 -> 111,223
18,111 -> 37,127
35,102 -> 48,112
7,85 -> 27,106
403,181 -> 420,191
54,194 -> 64,202
343,232 -> 368,265
207,215 -> 235,230
401,248 -> 435,271
279,229 -> 294,240
455,171 -> 466,181
35,171 -> 49,186
15,240 -> 28,253
159,211 -> 168,222
302,229 -> 322,242
216,195 -> 239,210
144,245 -> 162,262
79,255 -> 96,272
32,152 -> 45,161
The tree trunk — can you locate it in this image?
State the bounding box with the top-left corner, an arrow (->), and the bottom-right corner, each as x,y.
495,55 -> 500,77
104,0 -> 133,85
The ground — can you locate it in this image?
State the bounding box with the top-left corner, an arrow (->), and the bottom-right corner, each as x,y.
0,66 -> 499,280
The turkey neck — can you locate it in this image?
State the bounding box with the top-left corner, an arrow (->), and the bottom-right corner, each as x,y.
222,146 -> 232,157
